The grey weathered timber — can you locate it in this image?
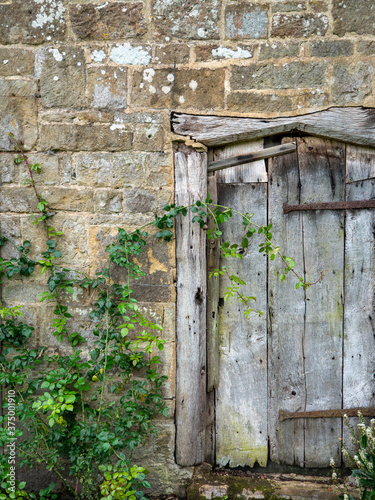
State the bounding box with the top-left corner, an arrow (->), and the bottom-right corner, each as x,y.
343,154 -> 375,459
208,143 -> 296,173
283,200 -> 375,212
175,146 -> 207,466
280,408 -> 375,422
214,138 -> 267,184
215,177 -> 268,468
172,108 -> 375,148
299,137 -> 345,468
346,144 -> 375,183
268,137 -> 306,467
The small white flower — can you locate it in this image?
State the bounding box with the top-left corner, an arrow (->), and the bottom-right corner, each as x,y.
330,458 -> 335,466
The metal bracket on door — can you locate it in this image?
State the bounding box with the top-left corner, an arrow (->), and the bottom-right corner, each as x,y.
279,408 -> 375,422
283,200 -> 375,214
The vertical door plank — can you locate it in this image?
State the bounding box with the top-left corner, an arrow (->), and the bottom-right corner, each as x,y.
175,147 -> 207,466
299,137 -> 345,468
344,163 -> 375,456
346,145 -> 375,183
268,137 -> 306,467
214,139 -> 267,184
215,182 -> 268,468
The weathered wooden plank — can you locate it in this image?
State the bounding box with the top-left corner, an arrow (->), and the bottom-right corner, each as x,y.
343,172 -> 375,459
280,408 -> 375,422
268,137 -> 306,467
346,144 -> 375,183
172,108 -> 375,148
214,139 -> 267,184
299,136 -> 345,468
208,143 -> 296,173
215,182 -> 268,468
175,146 -> 207,466
284,200 -> 375,213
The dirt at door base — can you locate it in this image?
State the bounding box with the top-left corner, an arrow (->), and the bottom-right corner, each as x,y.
185,464 -> 360,500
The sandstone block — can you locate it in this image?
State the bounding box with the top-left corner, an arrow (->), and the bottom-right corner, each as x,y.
0,215 -> 21,260
147,152 -> 173,190
94,189 -> 123,213
0,0 -> 66,45
40,124 -> 132,151
333,0 -> 375,36
86,46 -> 108,64
162,304 -> 176,342
0,187 -> 35,213
75,153 -> 147,188
225,4 -> 268,39
195,44 -> 254,62
124,188 -> 158,213
2,283 -> 47,304
231,61 -> 328,90
38,46 -> 86,108
132,68 -> 225,110
154,44 -> 190,65
332,62 -> 373,105
0,80 -> 38,151
227,92 -> 294,114
258,41 -> 300,60
153,341 -> 176,399
310,40 -> 353,58
271,13 -> 329,37
301,90 -> 330,109
88,225 -> 118,269
40,187 -> 94,212
18,154 -> 60,186
87,66 -> 127,109
357,40 -> 375,55
0,48 -> 34,77
152,0 -> 220,39
310,1 -> 328,12
153,422 -> 176,462
0,154 -> 16,183
113,112 -> 165,152
110,43 -> 151,65
70,2 -> 146,40
272,1 -> 307,11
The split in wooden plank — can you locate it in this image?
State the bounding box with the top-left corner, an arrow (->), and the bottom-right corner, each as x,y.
283,199 -> 375,213
280,408 -> 375,422
208,143 -> 296,173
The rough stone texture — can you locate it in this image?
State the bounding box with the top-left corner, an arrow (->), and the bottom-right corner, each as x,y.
0,154 -> 16,183
18,154 -> 60,185
40,124 -> 133,151
310,40 -> 354,58
124,188 -> 158,213
0,187 -> 36,213
0,80 -> 38,151
94,189 -> 123,213
132,68 -> 225,109
272,1 -> 307,12
271,13 -> 329,37
0,48 -> 34,77
227,92 -> 294,113
70,2 -> 146,40
87,66 -> 127,109
332,62 -> 373,104
154,44 -> 190,65
225,4 -> 269,39
258,41 -> 300,60
39,46 -> 86,108
0,0 -> 66,45
152,0 -> 220,39
357,40 -> 375,55
333,0 -> 375,36
0,216 -> 21,260
112,112 -> 165,151
195,44 -> 254,62
231,61 -> 328,90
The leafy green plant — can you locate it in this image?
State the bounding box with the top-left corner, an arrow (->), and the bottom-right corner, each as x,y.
0,135 -> 324,499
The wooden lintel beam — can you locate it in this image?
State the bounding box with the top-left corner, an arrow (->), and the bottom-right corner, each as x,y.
280,408 -> 375,422
207,143 -> 296,173
284,200 -> 375,213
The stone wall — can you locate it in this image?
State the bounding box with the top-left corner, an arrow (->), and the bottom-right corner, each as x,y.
0,0 -> 374,496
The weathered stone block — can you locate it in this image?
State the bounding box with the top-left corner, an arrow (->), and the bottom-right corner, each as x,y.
357,40 -> 375,55
124,188 -> 158,213
310,40 -> 354,57
153,422 -> 176,462
2,283 -> 47,304
227,92 -> 294,114
94,189 -> 123,213
110,43 -> 151,65
60,155 -> 74,185
310,1 -> 328,12
0,0 -> 66,45
75,153 -> 147,188
70,3 -> 146,40
333,0 -> 375,36
162,304 -> 176,342
195,44 -> 254,62
40,124 -> 132,151
302,90 -> 330,109
258,41 -> 300,60
87,46 -> 108,64
152,0 -> 220,39
272,1 -> 307,12
87,66 -> 127,109
147,152 -> 173,190
225,4 -> 268,39
18,154 -> 60,185
231,62 -> 328,90
0,187 -> 35,213
132,68 -> 225,110
0,154 -> 16,183
154,44 -> 190,65
88,226 -> 118,269
271,13 -> 329,37
332,62 -> 373,104
0,80 -> 38,151
38,46 -> 86,108
0,215 -> 21,259
40,187 -> 94,212
153,341 -> 176,398
0,48 -> 34,77
113,112 -> 165,152
157,188 -> 173,211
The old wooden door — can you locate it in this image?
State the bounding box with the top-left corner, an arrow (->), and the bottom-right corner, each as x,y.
210,135 -> 375,469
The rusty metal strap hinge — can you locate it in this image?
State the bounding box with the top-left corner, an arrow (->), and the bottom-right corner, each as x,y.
279,408 -> 375,422
283,200 -> 375,214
